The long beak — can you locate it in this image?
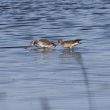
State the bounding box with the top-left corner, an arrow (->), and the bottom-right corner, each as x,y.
25,45 -> 32,49
26,41 -> 34,49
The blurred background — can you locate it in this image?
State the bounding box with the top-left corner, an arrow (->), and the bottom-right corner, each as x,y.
0,0 -> 110,110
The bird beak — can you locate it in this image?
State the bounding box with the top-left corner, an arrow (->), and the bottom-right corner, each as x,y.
26,41 -> 34,49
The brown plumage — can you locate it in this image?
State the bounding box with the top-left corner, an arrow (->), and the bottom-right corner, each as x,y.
58,39 -> 81,49
29,39 -> 56,48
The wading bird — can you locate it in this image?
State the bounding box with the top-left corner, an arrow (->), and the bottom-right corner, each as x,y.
58,39 -> 81,50
29,39 -> 56,48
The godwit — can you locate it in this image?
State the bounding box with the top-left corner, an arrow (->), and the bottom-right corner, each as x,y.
58,39 -> 81,49
29,39 -> 56,48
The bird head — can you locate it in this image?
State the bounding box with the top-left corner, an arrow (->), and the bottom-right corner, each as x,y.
58,39 -> 63,44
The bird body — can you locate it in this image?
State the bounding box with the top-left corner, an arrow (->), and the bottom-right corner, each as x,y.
58,39 -> 81,49
29,39 -> 56,48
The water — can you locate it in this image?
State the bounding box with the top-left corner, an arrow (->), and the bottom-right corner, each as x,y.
0,0 -> 110,110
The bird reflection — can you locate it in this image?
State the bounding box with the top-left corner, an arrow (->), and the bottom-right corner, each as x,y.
60,49 -> 81,58
28,47 -> 54,54
27,47 -> 56,64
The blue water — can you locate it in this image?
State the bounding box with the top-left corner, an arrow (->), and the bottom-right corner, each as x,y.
0,0 -> 110,110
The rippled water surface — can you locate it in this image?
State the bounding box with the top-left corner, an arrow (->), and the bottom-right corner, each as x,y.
0,0 -> 110,110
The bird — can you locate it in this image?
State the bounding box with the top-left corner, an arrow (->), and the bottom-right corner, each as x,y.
58,39 -> 81,49
29,39 -> 56,48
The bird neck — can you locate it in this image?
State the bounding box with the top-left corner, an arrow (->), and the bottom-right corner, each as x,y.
58,40 -> 63,45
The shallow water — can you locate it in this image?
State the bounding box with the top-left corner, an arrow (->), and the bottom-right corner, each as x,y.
0,0 -> 110,110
